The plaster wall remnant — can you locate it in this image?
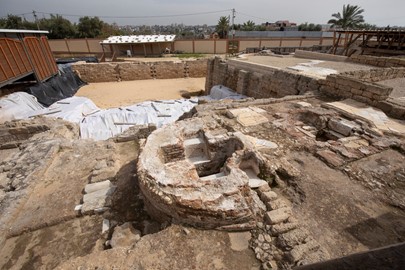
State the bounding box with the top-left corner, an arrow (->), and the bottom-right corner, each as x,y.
137,117 -> 278,230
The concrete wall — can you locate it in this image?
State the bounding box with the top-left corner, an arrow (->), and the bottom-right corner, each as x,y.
49,38 -> 109,56
49,37 -> 332,57
205,57 -> 322,99
350,54 -> 405,68
72,59 -> 207,83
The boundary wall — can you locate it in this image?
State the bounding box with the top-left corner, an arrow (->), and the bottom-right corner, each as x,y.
49,37 -> 333,57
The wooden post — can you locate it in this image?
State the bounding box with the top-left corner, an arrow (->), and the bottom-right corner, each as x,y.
192,39 -> 195,53
65,38 -> 71,57
214,39 -> 216,54
143,43 -> 147,57
85,38 -> 91,53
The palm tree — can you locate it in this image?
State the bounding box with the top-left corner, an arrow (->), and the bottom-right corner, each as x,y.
241,20 -> 255,31
216,16 -> 229,39
328,4 -> 365,29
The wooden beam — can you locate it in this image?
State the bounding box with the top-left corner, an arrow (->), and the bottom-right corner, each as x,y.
64,38 -> 71,57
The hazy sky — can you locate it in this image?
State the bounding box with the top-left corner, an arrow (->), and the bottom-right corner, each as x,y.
1,0 -> 404,26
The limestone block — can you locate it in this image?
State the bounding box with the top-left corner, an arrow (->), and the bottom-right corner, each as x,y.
102,219 -> 110,234
278,229 -> 309,249
85,180 -> 112,194
271,222 -> 299,236
327,119 -> 357,136
286,240 -> 320,263
110,222 -> 141,248
266,198 -> 288,211
260,191 -> 278,203
264,207 -> 292,225
82,186 -> 116,215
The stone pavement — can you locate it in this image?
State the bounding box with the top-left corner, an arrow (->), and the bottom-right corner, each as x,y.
325,99 -> 405,135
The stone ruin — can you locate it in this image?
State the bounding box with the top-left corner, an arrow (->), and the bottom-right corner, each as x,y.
138,117 -> 278,230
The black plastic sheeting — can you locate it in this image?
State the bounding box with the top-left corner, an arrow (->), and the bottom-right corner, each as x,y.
27,65 -> 87,106
56,57 -> 98,64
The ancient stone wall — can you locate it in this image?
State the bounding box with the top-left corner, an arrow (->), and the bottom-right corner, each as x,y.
319,72 -> 405,119
320,74 -> 392,104
72,59 -> 207,83
0,123 -> 50,149
349,55 -> 405,68
205,57 -> 321,98
341,67 -> 405,82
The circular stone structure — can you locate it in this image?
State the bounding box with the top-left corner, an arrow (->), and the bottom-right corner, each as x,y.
138,117 -> 277,230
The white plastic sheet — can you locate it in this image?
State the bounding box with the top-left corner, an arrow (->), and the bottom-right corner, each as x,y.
0,92 -> 197,141
202,85 -> 247,100
0,92 -> 44,123
79,99 -> 197,140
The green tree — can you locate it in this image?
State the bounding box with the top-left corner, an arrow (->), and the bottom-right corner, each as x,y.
3,14 -> 24,29
39,14 -> 76,39
100,22 -> 125,38
357,22 -> 378,30
216,16 -> 229,39
241,20 -> 255,31
77,16 -> 104,38
298,22 -> 322,31
254,25 -> 267,31
328,4 -> 365,29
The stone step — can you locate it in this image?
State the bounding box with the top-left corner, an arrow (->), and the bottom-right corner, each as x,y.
200,172 -> 226,181
243,168 -> 268,189
188,155 -> 211,165
184,137 -> 205,147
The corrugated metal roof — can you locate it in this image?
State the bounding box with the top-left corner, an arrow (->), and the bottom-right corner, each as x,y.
100,35 -> 176,44
0,29 -> 49,34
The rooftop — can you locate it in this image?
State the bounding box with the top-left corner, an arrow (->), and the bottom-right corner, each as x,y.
100,34 -> 176,44
0,29 -> 49,34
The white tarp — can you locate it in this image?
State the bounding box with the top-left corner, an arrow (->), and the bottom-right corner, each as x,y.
0,91 -> 198,141
80,99 -> 197,140
1,88 -> 246,141
202,85 -> 247,100
0,92 -> 44,123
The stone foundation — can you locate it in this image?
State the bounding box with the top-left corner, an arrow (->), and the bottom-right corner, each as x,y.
205,57 -> 322,98
349,54 -> 405,68
72,59 -> 207,83
137,117 -> 281,230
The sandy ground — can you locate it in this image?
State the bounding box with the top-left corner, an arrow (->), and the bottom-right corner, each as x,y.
76,78 -> 206,108
378,77 -> 405,98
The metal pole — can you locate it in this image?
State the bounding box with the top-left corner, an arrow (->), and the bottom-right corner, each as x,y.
32,10 -> 40,30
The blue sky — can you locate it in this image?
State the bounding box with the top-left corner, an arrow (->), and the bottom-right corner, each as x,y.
1,0 -> 404,26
